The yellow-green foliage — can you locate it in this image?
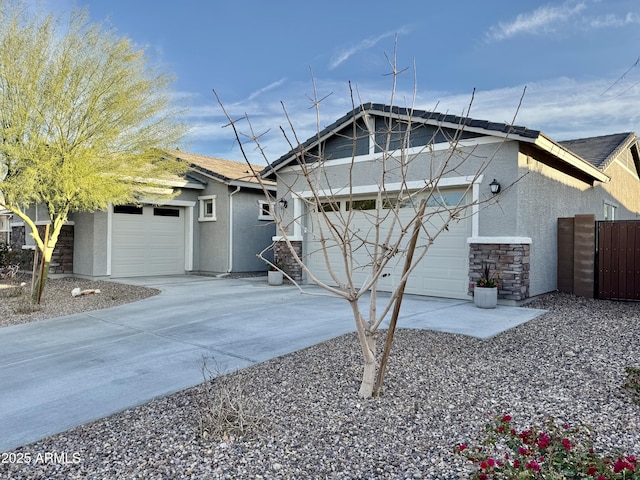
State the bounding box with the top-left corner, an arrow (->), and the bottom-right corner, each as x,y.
0,1 -> 189,252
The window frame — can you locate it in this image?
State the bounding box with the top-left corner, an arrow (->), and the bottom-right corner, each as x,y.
258,200 -> 274,221
198,195 -> 217,222
604,200 -> 617,221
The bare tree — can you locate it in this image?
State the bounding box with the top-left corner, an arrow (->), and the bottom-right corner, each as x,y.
215,52 -> 522,398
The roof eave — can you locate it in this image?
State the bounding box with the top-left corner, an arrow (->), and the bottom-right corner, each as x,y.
532,134 -> 610,183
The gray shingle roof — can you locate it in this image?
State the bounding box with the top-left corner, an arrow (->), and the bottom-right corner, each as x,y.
559,132 -> 636,169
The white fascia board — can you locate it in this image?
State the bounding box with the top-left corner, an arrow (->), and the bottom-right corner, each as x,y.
227,179 -> 277,191
533,134 -> 610,183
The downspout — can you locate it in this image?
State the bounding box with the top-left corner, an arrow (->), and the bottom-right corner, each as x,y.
225,186 -> 241,274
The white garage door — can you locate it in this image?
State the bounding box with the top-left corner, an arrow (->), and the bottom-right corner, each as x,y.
111,205 -> 185,277
306,190 -> 471,299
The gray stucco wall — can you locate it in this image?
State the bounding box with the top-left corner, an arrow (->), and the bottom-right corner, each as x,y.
275,131 -> 640,299
71,210 -> 110,277
193,183 -> 274,274
231,190 -> 275,272
509,149 -> 640,296
196,182 -> 230,273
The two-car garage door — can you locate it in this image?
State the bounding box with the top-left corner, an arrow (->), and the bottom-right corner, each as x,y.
111,205 -> 185,277
306,190 -> 471,299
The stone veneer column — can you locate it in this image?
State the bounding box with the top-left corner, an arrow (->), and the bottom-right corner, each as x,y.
273,240 -> 303,282
468,239 -> 531,301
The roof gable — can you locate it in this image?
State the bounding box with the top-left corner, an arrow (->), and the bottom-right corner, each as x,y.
559,132 -> 637,170
263,103 -> 608,184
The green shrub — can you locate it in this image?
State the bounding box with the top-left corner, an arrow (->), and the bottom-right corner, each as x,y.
623,366 -> 640,406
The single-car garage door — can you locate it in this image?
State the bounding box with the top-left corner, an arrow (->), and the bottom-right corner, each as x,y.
306,189 -> 471,299
111,205 -> 185,277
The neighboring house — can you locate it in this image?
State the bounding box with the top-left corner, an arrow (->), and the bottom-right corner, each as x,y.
262,103 -> 640,303
9,152 -> 276,277
0,209 -> 10,245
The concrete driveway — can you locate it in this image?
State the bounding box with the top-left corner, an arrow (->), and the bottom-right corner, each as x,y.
0,275 -> 546,452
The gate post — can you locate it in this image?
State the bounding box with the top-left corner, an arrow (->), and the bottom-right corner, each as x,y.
573,214 -> 596,298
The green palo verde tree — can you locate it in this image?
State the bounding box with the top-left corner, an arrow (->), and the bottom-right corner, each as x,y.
0,2 -> 188,300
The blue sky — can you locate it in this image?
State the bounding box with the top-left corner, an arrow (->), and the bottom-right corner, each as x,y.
37,0 -> 640,164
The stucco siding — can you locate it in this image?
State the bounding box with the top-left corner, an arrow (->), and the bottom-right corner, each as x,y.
196,182 -> 229,273
512,147 -> 640,296
231,190 -> 275,271
601,159 -> 640,218
71,210 -> 109,276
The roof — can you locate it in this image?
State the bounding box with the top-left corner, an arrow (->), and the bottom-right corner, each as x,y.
169,151 -> 275,188
263,102 -> 609,184
559,132 -> 637,170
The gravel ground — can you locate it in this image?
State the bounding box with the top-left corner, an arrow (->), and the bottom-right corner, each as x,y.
0,275 -> 159,327
0,290 -> 639,479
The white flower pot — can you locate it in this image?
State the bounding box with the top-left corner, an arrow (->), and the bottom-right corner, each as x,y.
268,270 -> 283,286
474,286 -> 498,309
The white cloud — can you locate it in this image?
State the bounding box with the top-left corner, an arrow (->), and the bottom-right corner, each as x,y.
588,12 -> 640,28
246,78 -> 287,101
329,27 -> 410,70
487,1 -> 587,41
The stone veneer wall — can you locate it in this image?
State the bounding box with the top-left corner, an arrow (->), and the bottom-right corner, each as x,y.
10,224 -> 74,275
469,242 -> 530,301
274,240 -> 303,281
11,225 -> 25,246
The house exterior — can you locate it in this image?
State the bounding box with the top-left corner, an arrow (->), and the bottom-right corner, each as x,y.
7,152 -> 276,278
262,103 -> 640,303
0,209 -> 10,245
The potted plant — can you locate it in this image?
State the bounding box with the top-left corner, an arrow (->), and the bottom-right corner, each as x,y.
267,263 -> 283,286
474,262 -> 499,309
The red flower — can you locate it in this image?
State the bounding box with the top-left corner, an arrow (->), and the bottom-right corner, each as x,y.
518,447 -> 529,456
614,458 -> 630,473
561,438 -> 572,451
513,459 -> 520,469
537,432 -> 551,449
586,466 -> 598,475
487,458 -> 496,467
525,460 -> 540,472
480,461 -> 488,470
458,443 -> 467,451
502,414 -> 512,422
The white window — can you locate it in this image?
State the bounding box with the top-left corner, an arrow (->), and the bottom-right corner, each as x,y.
604,201 -> 617,221
0,216 -> 8,232
258,200 -> 274,220
198,195 -> 217,222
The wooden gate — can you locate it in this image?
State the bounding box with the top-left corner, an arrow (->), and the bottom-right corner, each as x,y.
597,221 -> 640,300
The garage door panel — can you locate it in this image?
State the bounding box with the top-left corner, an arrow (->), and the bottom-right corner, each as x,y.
111,205 -> 185,277
307,191 -> 471,299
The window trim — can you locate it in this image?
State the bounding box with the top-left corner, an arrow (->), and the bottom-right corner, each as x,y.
198,195 -> 217,222
258,200 -> 274,221
604,200 -> 617,221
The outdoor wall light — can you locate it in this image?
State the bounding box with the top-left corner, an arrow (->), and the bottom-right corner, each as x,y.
489,179 -> 501,195
278,198 -> 288,209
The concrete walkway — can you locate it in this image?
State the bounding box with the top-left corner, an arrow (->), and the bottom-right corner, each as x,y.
0,275 -> 546,452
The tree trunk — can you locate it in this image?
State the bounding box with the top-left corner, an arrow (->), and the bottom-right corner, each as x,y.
32,248 -> 52,304
357,329 -> 377,398
32,226 -> 52,304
